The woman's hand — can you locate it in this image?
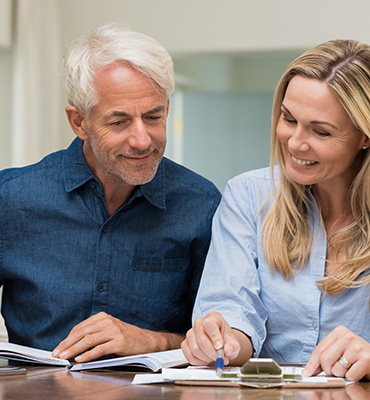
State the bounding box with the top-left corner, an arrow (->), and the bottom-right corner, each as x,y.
181,311 -> 253,366
303,325 -> 370,381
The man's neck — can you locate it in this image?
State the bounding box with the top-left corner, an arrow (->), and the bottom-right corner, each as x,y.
102,181 -> 136,217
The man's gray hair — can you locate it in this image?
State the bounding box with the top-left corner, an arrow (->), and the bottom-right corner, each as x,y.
62,23 -> 175,114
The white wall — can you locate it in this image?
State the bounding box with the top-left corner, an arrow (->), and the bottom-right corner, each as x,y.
0,0 -> 12,170
57,0 -> 370,53
0,0 -> 12,48
0,50 -> 12,169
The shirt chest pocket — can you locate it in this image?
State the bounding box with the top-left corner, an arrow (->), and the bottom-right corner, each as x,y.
128,258 -> 190,330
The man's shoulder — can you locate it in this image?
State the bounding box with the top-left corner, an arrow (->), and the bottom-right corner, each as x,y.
0,149 -> 65,188
162,157 -> 221,200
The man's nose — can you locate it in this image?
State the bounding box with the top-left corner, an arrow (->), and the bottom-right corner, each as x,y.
128,120 -> 151,150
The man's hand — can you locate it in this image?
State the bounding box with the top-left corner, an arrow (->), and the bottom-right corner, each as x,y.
52,312 -> 184,363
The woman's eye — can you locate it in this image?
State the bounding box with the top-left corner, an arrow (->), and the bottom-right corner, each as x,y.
282,115 -> 296,124
315,130 -> 331,137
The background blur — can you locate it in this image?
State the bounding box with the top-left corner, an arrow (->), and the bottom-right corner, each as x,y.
3,0 -> 370,192
1,0 -> 370,341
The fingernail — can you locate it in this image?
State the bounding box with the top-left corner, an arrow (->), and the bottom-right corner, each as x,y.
52,349 -> 59,357
59,351 -> 68,359
302,368 -> 309,377
214,341 -> 222,350
75,355 -> 82,362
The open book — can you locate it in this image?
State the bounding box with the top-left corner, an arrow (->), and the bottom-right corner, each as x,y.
0,342 -> 188,372
68,348 -> 188,372
0,342 -> 70,366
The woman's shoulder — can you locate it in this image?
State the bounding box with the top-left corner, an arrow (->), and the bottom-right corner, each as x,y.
227,166 -> 278,192
218,167 -> 278,214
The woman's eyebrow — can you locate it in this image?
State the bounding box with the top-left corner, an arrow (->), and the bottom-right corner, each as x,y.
281,104 -> 338,130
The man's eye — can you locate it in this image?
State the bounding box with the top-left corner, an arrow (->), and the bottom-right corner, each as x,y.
110,120 -> 125,126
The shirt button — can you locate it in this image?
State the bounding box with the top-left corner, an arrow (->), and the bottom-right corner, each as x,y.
102,225 -> 109,233
312,322 -> 318,329
97,283 -> 105,292
90,181 -> 96,189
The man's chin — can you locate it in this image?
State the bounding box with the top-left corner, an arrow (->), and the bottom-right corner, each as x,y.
119,168 -> 159,186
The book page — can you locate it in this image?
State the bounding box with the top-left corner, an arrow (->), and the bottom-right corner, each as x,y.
0,342 -> 70,366
69,348 -> 187,372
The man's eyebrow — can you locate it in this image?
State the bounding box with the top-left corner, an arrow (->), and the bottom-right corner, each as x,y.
105,106 -> 166,120
104,111 -> 129,121
144,105 -> 166,114
111,111 -> 129,117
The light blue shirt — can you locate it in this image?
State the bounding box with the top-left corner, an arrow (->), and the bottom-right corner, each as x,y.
193,167 -> 370,362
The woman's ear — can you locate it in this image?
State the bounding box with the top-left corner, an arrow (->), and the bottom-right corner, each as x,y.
65,106 -> 89,140
364,136 -> 370,149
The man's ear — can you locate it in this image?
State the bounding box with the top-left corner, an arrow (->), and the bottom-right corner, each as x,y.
65,106 -> 89,140
166,98 -> 170,118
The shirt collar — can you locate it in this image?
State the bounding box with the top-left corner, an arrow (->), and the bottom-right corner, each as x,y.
132,161 -> 166,210
62,138 -> 166,210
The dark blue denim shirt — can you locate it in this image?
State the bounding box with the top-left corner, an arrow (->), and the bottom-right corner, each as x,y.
0,138 -> 221,351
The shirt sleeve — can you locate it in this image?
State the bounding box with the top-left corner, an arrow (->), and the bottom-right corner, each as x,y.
192,173 -> 268,356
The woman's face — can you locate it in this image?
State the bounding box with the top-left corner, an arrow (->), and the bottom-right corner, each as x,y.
276,76 -> 369,191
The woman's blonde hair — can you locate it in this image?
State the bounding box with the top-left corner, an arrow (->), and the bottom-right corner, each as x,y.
263,39 -> 370,294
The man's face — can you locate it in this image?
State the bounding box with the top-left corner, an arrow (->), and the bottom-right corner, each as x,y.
82,62 -> 168,188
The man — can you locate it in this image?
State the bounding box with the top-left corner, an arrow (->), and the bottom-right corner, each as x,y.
0,23 -> 221,363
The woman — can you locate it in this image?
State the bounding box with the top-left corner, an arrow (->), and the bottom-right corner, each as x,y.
181,40 -> 370,382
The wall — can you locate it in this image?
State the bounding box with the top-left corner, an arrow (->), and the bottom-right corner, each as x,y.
0,51 -> 12,170
167,92 -> 273,191
0,0 -> 12,48
57,0 -> 370,53
0,0 -> 12,170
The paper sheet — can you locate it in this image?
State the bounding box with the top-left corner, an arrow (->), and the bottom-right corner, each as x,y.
132,365 -> 355,386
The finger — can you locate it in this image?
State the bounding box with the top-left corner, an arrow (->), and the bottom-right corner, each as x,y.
334,356 -> 369,382
345,358 -> 370,382
223,330 -> 241,361
58,331 -> 107,360
185,320 -> 217,364
183,312 -> 227,365
53,313 -> 113,358
74,341 -> 114,363
201,313 -> 225,351
330,353 -> 355,378
181,338 -> 211,366
303,328 -> 342,377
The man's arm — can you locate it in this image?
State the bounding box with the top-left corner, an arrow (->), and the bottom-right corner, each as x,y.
52,312 -> 184,363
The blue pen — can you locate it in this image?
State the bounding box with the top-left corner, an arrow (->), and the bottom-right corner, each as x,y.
215,348 -> 224,376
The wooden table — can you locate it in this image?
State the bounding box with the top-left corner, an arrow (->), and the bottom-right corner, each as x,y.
0,363 -> 369,400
